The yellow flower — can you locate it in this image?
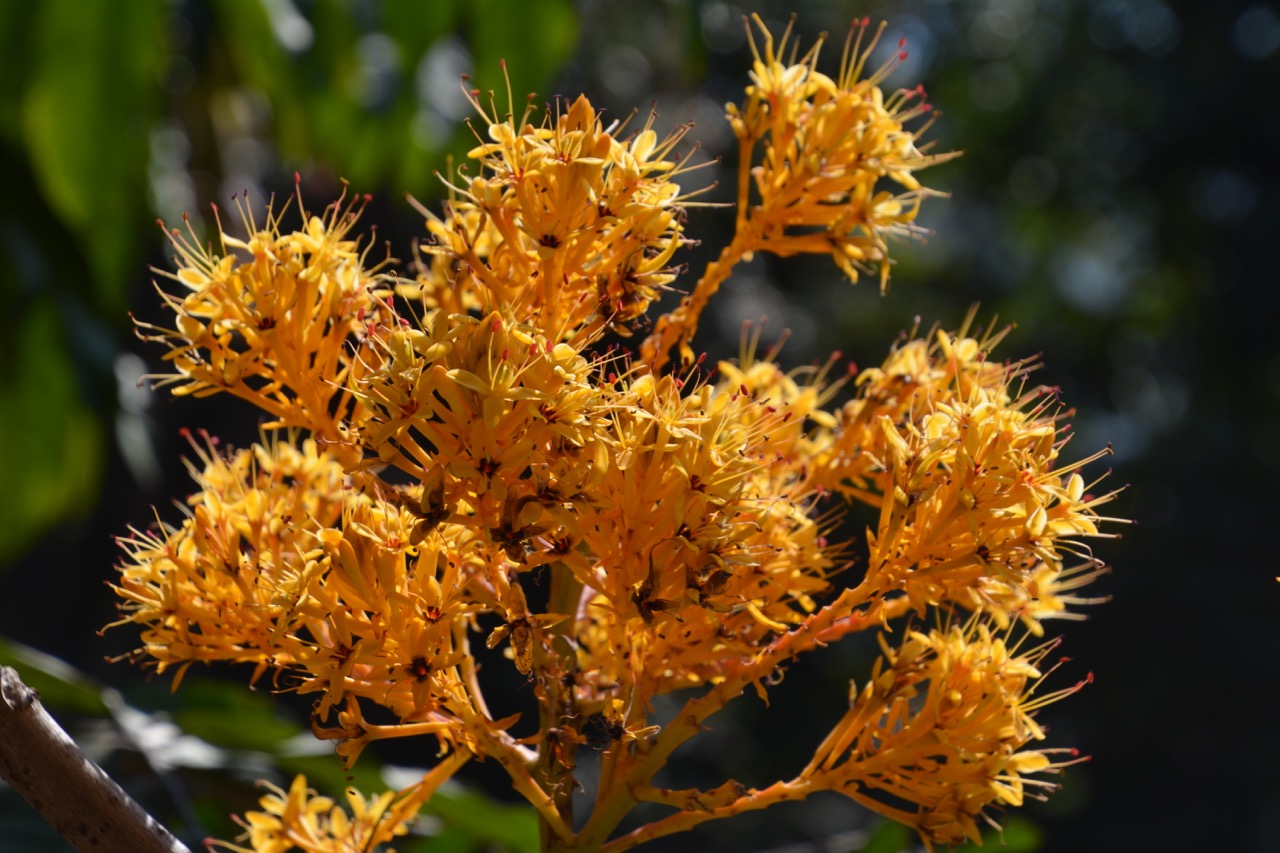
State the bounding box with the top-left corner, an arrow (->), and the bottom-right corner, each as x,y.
136,188 -> 393,452
813,320 -> 1119,632
806,618 -> 1087,849
731,15 -> 958,292
419,91 -> 697,339
212,775 -> 412,853
110,432 -> 346,686
351,308 -> 607,540
572,367 -> 837,703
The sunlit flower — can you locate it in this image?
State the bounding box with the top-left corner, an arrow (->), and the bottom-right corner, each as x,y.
109,17 -> 1124,852
418,90 -> 698,339
734,16 -> 957,291
643,15 -> 957,369
212,774 -> 419,853
805,618 -> 1087,849
351,308 -> 607,538
812,320 -> 1119,632
136,188 -> 393,453
110,432 -> 347,687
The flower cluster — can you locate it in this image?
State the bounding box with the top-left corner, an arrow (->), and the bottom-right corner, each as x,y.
805,619 -> 1087,849
413,91 -> 695,341
112,16 -> 1121,853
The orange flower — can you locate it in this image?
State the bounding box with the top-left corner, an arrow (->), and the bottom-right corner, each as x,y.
419,91 -> 698,339
136,188 -> 392,452
110,432 -> 346,686
806,617 -> 1087,849
732,16 -> 958,291
813,320 -> 1119,632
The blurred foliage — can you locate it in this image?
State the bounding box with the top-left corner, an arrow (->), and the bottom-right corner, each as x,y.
2,0 -> 1278,851
0,0 -> 578,561
0,637 -> 539,851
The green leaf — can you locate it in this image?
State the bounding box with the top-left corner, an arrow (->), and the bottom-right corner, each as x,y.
465,0 -> 580,103
166,678 -> 306,753
861,819 -> 912,853
420,781 -> 539,852
20,0 -> 166,314
0,637 -> 108,716
0,298 -> 104,562
954,816 -> 1044,852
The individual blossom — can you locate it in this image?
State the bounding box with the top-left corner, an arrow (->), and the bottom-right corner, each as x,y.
803,618 -> 1087,850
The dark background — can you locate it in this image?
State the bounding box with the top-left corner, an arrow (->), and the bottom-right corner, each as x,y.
2,1 -> 1277,851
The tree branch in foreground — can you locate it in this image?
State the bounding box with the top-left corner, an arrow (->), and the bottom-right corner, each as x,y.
0,666 -> 191,853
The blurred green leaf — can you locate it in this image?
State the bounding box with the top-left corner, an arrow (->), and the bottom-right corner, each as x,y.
465,0 -> 579,101
953,816 -> 1044,852
20,0 -> 166,314
167,678 -> 305,753
420,782 -> 539,852
0,299 -> 104,562
860,815 -> 1043,853
0,636 -> 107,715
861,819 -> 912,853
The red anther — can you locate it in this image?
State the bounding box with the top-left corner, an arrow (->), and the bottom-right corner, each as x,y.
847,362 -> 859,375
816,536 -> 828,548
674,378 -> 684,389
860,16 -> 870,27
357,307 -> 366,322
363,193 -> 372,202
501,347 -> 509,361
492,318 -> 502,332
899,50 -> 908,61
608,372 -> 617,383
1060,655 -> 1073,663
545,341 -> 554,353
500,58 -> 507,70
294,171 -> 302,185
740,383 -> 750,397
399,317 -> 410,327
178,427 -> 192,439
1085,672 -> 1095,684
471,88 -> 481,97
766,406 -> 777,413
1071,747 -> 1081,757
782,411 -> 793,422
898,37 -> 907,47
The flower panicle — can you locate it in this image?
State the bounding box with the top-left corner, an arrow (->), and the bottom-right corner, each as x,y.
802,615 -> 1090,849
417,82 -> 703,341
106,16 -> 1124,852
136,182 -> 393,451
